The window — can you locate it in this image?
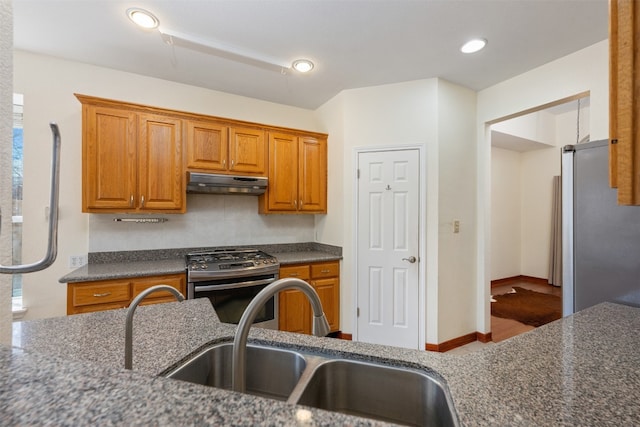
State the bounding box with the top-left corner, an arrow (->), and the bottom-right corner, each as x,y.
12,94 -> 23,302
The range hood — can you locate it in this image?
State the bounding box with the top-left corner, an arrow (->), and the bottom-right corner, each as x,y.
187,172 -> 268,195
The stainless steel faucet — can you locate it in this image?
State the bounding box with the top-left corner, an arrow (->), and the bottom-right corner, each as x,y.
124,285 -> 185,370
232,277 -> 331,393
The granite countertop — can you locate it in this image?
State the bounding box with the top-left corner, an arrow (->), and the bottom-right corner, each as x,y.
5,301 -> 640,426
59,243 -> 342,283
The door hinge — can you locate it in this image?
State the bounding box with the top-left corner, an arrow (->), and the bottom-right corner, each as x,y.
357,307 -> 360,317
357,169 -> 360,179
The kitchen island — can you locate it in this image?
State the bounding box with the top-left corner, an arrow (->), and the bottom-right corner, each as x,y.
3,300 -> 640,426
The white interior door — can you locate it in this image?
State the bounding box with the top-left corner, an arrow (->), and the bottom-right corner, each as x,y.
356,149 -> 420,349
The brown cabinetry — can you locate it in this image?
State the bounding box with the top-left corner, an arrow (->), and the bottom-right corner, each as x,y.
67,274 -> 185,315
79,96 -> 185,213
77,94 -> 327,214
186,121 -> 266,176
609,0 -> 640,205
259,133 -> 327,214
278,261 -> 339,334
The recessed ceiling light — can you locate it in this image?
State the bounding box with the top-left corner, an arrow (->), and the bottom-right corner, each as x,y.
460,38 -> 487,54
127,8 -> 160,29
292,59 -> 314,73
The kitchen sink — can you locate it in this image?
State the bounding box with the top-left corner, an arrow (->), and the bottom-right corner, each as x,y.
165,343 -> 458,426
292,359 -> 458,427
165,342 -> 307,401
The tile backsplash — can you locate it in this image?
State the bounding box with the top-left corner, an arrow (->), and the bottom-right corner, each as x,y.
89,193 -> 315,252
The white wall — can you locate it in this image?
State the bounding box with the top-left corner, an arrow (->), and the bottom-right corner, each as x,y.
317,79 -> 440,340
435,80 -> 478,343
316,78 -> 478,345
491,105 -> 591,282
520,147 -> 560,277
477,40 -> 608,334
491,147 -> 522,280
14,50 -> 322,320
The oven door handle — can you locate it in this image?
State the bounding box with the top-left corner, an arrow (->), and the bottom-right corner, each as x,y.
194,277 -> 277,292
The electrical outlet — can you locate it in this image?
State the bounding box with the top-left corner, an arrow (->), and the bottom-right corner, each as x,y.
69,255 -> 87,269
453,220 -> 460,234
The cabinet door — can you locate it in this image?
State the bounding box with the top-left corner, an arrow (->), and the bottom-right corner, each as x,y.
229,127 -> 267,175
138,113 -> 184,211
186,121 -> 228,171
312,277 -> 340,333
83,106 -> 137,211
298,136 -> 327,213
266,133 -> 299,211
609,0 -> 640,205
279,289 -> 311,334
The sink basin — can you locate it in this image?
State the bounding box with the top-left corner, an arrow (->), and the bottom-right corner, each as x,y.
294,359 -> 458,427
165,343 -> 458,426
166,343 -> 306,401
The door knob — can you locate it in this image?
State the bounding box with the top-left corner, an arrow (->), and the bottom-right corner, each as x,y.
402,256 -> 417,263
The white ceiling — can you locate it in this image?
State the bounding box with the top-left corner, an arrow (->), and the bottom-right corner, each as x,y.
13,0 -> 608,110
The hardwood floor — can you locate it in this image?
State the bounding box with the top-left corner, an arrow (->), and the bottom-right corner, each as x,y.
491,277 -> 561,342
447,277 -> 562,353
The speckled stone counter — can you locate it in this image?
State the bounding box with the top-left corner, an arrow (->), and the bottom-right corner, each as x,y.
6,301 -> 640,426
59,242 -> 342,283
59,258 -> 187,283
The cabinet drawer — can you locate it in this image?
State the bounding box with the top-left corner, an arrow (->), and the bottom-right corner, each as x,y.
132,275 -> 185,300
311,262 -> 339,278
72,281 -> 131,307
280,265 -> 310,280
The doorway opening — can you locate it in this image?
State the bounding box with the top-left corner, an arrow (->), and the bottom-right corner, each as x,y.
488,93 -> 589,342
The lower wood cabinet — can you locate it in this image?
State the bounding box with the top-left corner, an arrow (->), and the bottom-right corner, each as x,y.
278,261 -> 340,334
67,274 -> 185,315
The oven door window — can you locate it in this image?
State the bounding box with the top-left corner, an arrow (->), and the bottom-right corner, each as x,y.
206,286 -> 274,324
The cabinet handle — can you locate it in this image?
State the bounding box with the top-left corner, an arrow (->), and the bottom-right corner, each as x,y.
293,200 -> 297,207
93,292 -> 111,298
140,195 -> 145,208
321,269 -> 330,274
231,159 -> 235,167
223,159 -> 226,167
288,272 -> 299,277
129,195 -> 134,207
300,199 -> 303,207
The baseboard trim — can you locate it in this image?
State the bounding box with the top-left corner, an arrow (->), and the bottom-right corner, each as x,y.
426,332 -> 473,352
426,331 -> 492,352
491,275 -> 548,288
477,331 -> 492,343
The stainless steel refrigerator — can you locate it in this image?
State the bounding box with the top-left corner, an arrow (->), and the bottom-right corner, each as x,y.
562,139 -> 640,316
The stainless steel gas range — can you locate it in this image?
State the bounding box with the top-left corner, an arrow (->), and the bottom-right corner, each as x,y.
185,248 -> 280,329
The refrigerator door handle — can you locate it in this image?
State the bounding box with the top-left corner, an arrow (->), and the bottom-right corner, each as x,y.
561,146 -> 575,316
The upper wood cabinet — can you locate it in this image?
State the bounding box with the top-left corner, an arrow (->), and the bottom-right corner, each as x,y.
186,121 -> 266,176
138,113 -> 184,211
79,97 -> 185,213
259,132 -> 327,214
609,0 -> 640,205
83,105 -> 137,211
77,94 -> 328,214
